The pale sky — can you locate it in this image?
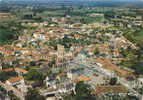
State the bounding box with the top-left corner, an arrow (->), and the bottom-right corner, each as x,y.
1,0 -> 142,1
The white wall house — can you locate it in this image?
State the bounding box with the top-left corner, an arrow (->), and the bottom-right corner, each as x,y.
6,76 -> 24,86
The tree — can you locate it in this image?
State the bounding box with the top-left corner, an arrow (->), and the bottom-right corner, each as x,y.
25,88 -> 45,100
132,61 -> 143,75
0,71 -> 18,82
8,91 -> 20,100
29,61 -> 36,66
25,69 -> 43,81
109,77 -> 117,85
0,86 -> 7,94
25,69 -> 44,87
2,63 -> 12,69
139,86 -> 143,95
94,48 -> 99,55
63,81 -> 97,100
75,81 -> 97,100
0,21 -> 25,45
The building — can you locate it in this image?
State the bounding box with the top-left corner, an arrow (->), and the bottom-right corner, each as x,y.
0,13 -> 12,18
0,68 -> 27,75
56,44 -> 65,66
72,76 -> 91,83
137,75 -> 143,88
56,72 -> 66,81
96,57 -> 135,78
15,68 -> 28,75
91,85 -> 126,98
6,76 -> 24,86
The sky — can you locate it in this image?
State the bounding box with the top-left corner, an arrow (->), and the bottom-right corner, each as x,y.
1,0 -> 143,2
0,0 -> 143,1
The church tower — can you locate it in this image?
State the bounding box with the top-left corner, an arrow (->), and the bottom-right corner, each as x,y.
56,44 -> 65,66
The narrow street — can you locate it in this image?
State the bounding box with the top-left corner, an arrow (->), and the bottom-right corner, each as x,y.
0,81 -> 25,100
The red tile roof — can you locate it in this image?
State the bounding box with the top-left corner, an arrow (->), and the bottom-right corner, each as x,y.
57,72 -> 65,77
0,68 -> 27,74
91,85 -> 126,98
7,76 -> 23,83
96,57 -> 134,78
72,47 -> 83,56
15,68 -> 28,73
72,76 -> 91,83
0,68 -> 13,72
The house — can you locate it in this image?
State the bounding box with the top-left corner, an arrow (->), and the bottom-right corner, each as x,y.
16,43 -> 23,48
72,76 -> 91,83
3,56 -> 15,64
72,47 -> 83,56
57,84 -> 67,93
46,73 -> 57,81
20,49 -> 30,55
33,33 -> 46,40
96,57 -> 135,78
0,67 -> 27,75
45,73 -> 57,87
85,44 -> 109,57
6,76 -> 24,86
0,68 -> 13,73
65,83 -> 75,93
56,82 -> 75,94
78,50 -> 89,57
56,72 -> 66,81
137,75 -> 143,88
91,85 -> 126,98
67,72 -> 73,79
97,44 -> 110,56
58,83 -> 75,94
15,68 -> 28,75
0,13 -> 12,18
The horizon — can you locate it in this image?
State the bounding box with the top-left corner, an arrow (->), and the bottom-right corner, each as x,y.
1,0 -> 143,8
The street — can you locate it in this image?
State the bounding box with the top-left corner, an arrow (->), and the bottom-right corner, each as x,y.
68,59 -> 141,98
0,81 -> 25,100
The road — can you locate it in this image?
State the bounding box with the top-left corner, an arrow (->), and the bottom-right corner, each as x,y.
68,61 -> 110,76
0,81 -> 25,100
68,60 -> 142,98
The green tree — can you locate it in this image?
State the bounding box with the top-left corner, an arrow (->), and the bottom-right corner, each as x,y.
25,88 -> 45,100
8,92 -> 20,100
25,69 -> 44,87
0,71 -> 18,82
63,81 -> 97,100
75,81 -> 97,100
25,69 -> 43,80
109,77 -> 117,85
0,21 -> 25,45
0,86 -> 7,94
132,61 -> 143,75
139,86 -> 143,95
94,48 -> 99,55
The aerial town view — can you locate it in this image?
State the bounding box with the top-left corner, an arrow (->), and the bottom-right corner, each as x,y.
0,0 -> 143,100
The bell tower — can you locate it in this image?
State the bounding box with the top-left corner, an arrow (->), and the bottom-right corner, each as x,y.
56,44 -> 65,66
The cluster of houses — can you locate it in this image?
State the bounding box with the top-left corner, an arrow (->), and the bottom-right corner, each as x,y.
0,13 -> 14,19
0,14 -> 143,100
0,67 -> 28,94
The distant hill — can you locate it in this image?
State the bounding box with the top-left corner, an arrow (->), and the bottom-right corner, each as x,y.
1,0 -> 143,7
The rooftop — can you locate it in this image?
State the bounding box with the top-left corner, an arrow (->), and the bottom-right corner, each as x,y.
0,67 -> 27,74
72,76 -> 91,83
91,85 -> 126,98
7,76 -> 23,83
96,57 -> 134,78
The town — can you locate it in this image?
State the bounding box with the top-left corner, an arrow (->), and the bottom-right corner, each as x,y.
0,0 -> 143,100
